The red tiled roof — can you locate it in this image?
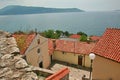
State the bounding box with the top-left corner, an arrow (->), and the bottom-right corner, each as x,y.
48,39 -> 95,54
48,39 -> 55,55
75,42 -> 95,54
13,34 -> 36,54
55,40 -> 75,53
69,34 -> 80,39
46,67 -> 69,80
90,36 -> 101,41
92,28 -> 120,63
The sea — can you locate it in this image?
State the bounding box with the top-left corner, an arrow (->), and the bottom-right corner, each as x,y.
0,11 -> 120,36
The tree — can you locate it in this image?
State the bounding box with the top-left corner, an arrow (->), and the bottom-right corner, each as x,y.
64,31 -> 70,37
43,29 -> 59,39
42,29 -> 72,39
77,31 -> 87,36
80,35 -> 88,42
55,30 -> 63,37
43,30 -> 54,38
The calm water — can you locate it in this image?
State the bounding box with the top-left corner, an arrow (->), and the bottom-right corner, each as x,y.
0,11 -> 120,36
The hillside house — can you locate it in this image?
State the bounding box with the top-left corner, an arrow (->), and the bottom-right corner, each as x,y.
59,34 -> 80,42
92,28 -> 120,80
13,33 -> 51,68
49,39 -> 95,68
69,34 -> 81,39
90,36 -> 101,42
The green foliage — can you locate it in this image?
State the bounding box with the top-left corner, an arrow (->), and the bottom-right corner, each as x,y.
43,29 -> 59,39
77,31 -> 87,36
43,30 -> 54,38
64,31 -> 70,37
42,29 -> 70,39
56,30 -> 63,37
80,35 -> 88,42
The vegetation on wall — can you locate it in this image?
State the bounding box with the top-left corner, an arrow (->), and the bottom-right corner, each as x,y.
14,35 -> 27,53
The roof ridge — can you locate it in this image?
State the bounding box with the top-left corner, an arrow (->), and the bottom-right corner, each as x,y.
106,27 -> 120,30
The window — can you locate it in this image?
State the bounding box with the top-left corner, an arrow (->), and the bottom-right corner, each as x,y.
39,62 -> 43,68
78,56 -> 83,66
37,39 -> 40,44
37,48 -> 40,53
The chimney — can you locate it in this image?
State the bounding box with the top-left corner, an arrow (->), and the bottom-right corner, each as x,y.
52,39 -> 56,49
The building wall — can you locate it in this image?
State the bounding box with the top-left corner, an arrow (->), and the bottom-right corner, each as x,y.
53,51 -> 78,65
53,51 -> 91,68
41,37 -> 51,68
84,55 -> 91,67
25,34 -> 51,68
93,55 -> 120,80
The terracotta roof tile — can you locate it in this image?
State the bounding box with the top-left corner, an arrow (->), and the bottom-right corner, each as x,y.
92,28 -> 120,62
75,42 -> 95,54
46,67 -> 69,80
90,36 -> 101,41
13,34 -> 36,54
48,39 -> 55,55
48,39 -> 95,54
69,34 -> 80,39
55,40 -> 75,53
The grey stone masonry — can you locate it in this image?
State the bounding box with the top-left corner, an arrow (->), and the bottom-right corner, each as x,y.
0,30 -> 54,80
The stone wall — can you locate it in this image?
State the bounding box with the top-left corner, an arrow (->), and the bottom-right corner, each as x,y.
0,30 -> 54,80
0,30 -> 70,80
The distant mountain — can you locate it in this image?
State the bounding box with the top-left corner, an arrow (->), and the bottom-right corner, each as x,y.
0,5 -> 84,15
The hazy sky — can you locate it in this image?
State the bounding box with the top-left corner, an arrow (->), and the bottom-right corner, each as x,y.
0,0 -> 120,11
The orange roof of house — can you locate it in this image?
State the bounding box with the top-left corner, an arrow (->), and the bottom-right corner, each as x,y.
48,39 -> 55,55
46,67 -> 69,80
48,39 -> 95,54
13,33 -> 36,54
90,36 -> 101,41
92,28 -> 120,62
55,40 -> 75,53
75,42 -> 95,54
69,34 -> 80,39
